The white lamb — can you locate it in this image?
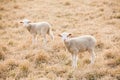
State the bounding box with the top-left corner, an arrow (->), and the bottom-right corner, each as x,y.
59,32 -> 96,68
20,19 -> 54,47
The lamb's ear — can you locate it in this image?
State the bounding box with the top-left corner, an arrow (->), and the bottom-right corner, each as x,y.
68,33 -> 72,37
28,21 -> 31,23
20,21 -> 23,23
58,34 -> 62,37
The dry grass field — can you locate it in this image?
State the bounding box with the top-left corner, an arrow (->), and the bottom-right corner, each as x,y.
0,0 -> 120,80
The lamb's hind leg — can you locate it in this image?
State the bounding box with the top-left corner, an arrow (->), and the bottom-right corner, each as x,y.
42,34 -> 47,48
89,49 -> 96,64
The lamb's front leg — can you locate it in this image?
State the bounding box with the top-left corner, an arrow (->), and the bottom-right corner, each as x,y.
32,34 -> 36,45
75,54 -> 78,68
72,53 -> 78,69
72,54 -> 75,68
35,34 -> 38,45
31,34 -> 38,48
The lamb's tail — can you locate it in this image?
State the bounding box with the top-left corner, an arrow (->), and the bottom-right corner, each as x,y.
48,25 -> 54,40
48,26 -> 54,40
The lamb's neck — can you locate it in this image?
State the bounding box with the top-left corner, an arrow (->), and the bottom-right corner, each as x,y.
26,24 -> 31,32
64,39 -> 70,48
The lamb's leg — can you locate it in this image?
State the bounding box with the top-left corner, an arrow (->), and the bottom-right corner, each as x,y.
35,34 -> 39,45
89,49 -> 96,64
42,34 -> 47,48
75,54 -> 78,67
32,34 -> 36,45
72,53 -> 78,69
30,34 -> 37,48
72,54 -> 76,69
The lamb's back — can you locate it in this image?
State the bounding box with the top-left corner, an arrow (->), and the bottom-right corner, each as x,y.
29,22 -> 50,34
68,35 -> 96,52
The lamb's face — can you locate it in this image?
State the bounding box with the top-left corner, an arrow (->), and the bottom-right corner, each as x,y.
20,19 -> 31,27
59,32 -> 71,41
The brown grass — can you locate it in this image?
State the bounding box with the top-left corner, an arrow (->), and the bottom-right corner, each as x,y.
35,50 -> 49,65
0,0 -> 120,80
0,51 -> 5,60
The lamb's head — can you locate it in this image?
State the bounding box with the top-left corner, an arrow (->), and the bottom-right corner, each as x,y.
59,32 -> 72,41
20,19 -> 31,27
